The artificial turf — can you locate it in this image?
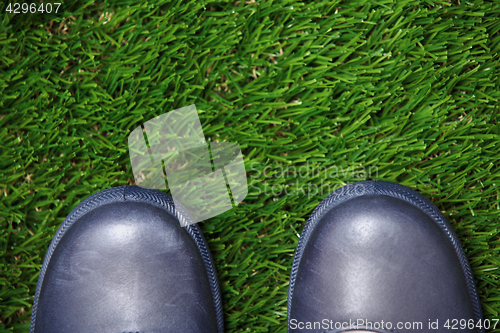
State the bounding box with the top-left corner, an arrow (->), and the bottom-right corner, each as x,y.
1,0 -> 500,332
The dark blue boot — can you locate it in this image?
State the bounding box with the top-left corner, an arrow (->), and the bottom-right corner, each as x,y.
30,186 -> 223,333
288,181 -> 484,333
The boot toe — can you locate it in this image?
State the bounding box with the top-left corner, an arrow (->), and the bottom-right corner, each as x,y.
289,181 -> 482,333
32,186 -> 221,333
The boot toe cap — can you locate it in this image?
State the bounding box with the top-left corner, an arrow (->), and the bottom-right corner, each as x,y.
35,200 -> 217,333
290,192 -> 476,332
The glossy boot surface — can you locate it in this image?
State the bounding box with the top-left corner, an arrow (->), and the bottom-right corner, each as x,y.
288,181 -> 483,333
31,186 -> 223,333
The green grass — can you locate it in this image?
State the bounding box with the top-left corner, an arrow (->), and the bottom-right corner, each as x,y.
1,0 -> 500,331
